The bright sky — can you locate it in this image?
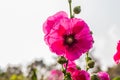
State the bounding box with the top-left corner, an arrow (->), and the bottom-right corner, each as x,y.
0,0 -> 120,70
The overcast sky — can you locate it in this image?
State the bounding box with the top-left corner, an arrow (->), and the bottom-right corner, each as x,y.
0,0 -> 120,70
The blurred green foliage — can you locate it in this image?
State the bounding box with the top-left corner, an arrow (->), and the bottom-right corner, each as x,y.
0,59 -> 58,80
107,64 -> 120,80
10,74 -> 25,80
0,59 -> 120,80
112,76 -> 120,80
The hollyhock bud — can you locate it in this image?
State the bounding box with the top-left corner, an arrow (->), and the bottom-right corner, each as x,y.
97,71 -> 110,80
91,74 -> 100,80
87,60 -> 95,68
57,56 -> 67,64
73,6 -> 81,14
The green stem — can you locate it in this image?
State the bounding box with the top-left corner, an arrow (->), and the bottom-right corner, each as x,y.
63,60 -> 69,80
68,0 -> 73,18
86,52 -> 89,59
86,52 -> 89,71
65,60 -> 68,74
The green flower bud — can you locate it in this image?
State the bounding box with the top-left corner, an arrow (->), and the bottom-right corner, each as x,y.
91,74 -> 100,80
57,56 -> 67,64
66,72 -> 71,76
64,73 -> 72,80
73,6 -> 81,14
87,60 -> 95,68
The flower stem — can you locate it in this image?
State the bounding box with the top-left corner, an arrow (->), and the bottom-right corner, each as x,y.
86,52 -> 89,71
68,0 -> 73,18
65,60 -> 68,74
63,60 -> 69,80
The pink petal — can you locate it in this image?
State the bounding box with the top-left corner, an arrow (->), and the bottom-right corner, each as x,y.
43,11 -> 68,35
66,61 -> 77,74
65,46 -> 82,61
97,72 -> 110,80
114,52 -> 120,64
50,40 -> 65,55
72,18 -> 84,34
72,70 -> 90,80
113,40 -> 120,64
57,25 -> 66,36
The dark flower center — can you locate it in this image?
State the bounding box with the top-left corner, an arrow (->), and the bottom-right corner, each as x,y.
64,34 -> 76,46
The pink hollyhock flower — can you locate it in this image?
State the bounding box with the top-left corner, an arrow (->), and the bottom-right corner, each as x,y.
97,72 -> 110,80
65,61 -> 77,74
48,70 -> 64,80
113,40 -> 120,64
72,70 -> 90,80
43,11 -> 93,61
66,62 -> 90,80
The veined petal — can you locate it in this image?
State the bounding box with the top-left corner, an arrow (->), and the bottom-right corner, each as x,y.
65,46 -> 82,61
43,11 -> 68,35
50,40 -> 65,55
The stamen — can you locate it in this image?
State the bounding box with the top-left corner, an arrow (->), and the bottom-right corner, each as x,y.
64,34 -> 76,46
66,37 -> 74,44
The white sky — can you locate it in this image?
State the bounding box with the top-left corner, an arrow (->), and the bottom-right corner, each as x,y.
0,0 -> 120,70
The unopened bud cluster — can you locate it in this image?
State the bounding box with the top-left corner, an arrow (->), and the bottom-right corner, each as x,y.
86,56 -> 95,69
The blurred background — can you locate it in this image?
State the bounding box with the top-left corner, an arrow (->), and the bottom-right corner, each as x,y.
0,0 -> 120,80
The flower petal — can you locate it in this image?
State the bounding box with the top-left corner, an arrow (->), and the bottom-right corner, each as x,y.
97,72 -> 110,80
114,52 -> 120,64
65,46 -> 82,61
57,25 -> 66,36
114,40 -> 120,64
72,18 -> 84,34
72,70 -> 90,80
50,40 -> 65,55
43,11 -> 68,35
